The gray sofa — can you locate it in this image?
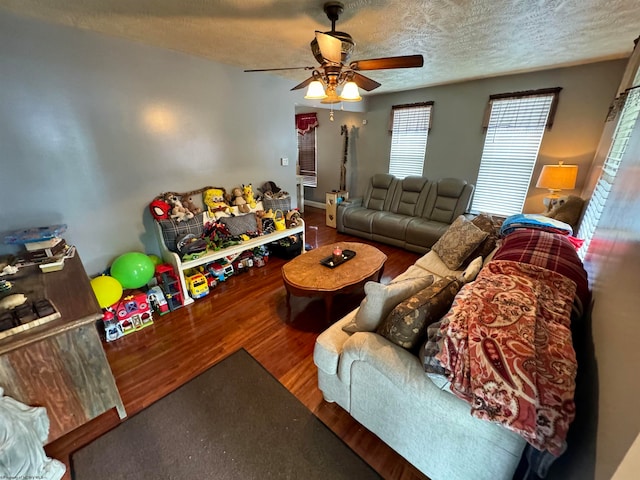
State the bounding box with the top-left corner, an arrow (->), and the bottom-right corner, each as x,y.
313,249 -> 527,480
337,174 -> 474,253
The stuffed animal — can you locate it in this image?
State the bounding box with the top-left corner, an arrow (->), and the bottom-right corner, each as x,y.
163,193 -> 194,222
544,195 -> 585,231
149,198 -> 171,220
243,184 -> 257,209
203,188 -> 230,216
181,196 -> 202,215
229,187 -> 250,214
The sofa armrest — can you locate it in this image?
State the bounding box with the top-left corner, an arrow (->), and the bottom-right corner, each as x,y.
313,310 -> 358,375
336,198 -> 363,231
341,197 -> 362,208
338,331 -> 427,387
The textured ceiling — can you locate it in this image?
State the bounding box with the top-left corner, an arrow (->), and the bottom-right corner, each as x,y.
1,0 -> 639,95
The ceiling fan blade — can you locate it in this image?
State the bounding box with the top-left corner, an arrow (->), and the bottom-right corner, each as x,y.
315,32 -> 342,64
350,72 -> 381,92
350,54 -> 424,71
244,66 -> 314,72
290,77 -> 315,91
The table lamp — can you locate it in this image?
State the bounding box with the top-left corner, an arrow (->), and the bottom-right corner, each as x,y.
536,161 -> 578,211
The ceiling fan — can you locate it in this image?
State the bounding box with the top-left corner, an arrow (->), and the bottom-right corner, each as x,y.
244,1 -> 424,102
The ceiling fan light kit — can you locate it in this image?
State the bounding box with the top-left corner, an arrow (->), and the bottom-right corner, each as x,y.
304,80 -> 328,100
338,81 -> 362,102
244,1 -> 424,103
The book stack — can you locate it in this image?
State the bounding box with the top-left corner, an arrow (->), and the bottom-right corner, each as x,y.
3,224 -> 70,271
24,237 -> 68,261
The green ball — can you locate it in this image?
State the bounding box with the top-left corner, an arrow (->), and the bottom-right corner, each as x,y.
110,252 -> 155,289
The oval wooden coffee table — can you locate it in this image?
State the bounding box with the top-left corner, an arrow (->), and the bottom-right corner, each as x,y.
281,242 -> 387,323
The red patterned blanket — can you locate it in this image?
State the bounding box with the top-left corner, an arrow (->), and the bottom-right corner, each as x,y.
436,260 -> 577,455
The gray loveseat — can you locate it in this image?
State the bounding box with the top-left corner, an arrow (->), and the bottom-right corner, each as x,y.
337,174 -> 474,253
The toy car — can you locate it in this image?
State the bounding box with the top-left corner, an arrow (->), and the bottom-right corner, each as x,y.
185,272 -> 209,299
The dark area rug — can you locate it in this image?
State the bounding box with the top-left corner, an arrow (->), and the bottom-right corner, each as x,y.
71,349 -> 380,480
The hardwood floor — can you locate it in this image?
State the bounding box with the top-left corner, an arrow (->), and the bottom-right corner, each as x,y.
45,206 -> 429,480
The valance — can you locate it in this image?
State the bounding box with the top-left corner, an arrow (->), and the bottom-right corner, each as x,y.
295,113 -> 319,135
482,87 -> 562,129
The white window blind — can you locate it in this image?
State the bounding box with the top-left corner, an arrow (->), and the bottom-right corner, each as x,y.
577,85 -> 640,259
471,92 -> 558,216
297,128 -> 317,187
389,103 -> 432,179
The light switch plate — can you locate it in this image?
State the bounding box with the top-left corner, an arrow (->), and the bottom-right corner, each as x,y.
280,157 -> 289,166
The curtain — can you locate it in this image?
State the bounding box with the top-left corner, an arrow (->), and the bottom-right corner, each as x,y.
295,113 -> 319,135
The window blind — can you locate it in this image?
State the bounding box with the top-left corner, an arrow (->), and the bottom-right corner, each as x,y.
297,128 -> 317,187
578,85 -> 640,259
471,93 -> 556,216
389,103 -> 432,179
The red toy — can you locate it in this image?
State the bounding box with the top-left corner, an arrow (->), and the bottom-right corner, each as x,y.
110,290 -> 153,335
154,264 -> 184,311
149,199 -> 171,220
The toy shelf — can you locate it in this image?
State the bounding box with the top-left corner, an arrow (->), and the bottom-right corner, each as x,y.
154,220 -> 305,305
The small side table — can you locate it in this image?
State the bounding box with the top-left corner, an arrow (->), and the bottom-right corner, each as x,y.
325,190 -> 349,228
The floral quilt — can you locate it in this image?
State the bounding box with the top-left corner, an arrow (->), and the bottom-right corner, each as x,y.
436,260 -> 577,455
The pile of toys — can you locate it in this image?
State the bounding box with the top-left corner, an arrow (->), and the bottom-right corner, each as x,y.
96,245 -> 270,342
182,246 -> 269,300
90,252 -> 185,342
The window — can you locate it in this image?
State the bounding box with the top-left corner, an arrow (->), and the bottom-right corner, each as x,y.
471,88 -> 561,216
297,128 -> 317,187
577,84 -> 640,259
296,113 -> 318,187
388,102 -> 433,179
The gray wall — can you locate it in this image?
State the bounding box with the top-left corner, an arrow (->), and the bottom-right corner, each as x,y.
311,60 -> 625,213
0,11 -> 299,275
585,111 -> 640,480
297,107 -> 365,204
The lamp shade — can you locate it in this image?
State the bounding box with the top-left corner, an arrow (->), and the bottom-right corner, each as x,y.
304,81 -> 327,100
536,163 -> 578,193
339,81 -> 362,102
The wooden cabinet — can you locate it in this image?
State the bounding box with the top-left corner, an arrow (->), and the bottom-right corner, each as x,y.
0,254 -> 125,444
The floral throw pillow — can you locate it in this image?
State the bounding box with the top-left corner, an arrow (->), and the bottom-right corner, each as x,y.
431,216 -> 488,270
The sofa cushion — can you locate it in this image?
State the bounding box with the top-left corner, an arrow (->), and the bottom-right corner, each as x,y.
422,178 -> 474,224
414,250 -> 465,279
363,173 -> 398,211
431,216 -> 488,270
405,218 -> 451,250
220,213 -> 258,237
460,256 -> 483,283
469,213 -> 501,260
342,275 -> 434,333
341,207 -> 379,236
371,212 -> 414,241
377,276 -> 463,350
157,213 -> 206,252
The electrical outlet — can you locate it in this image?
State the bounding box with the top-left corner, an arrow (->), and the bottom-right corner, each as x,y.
280,157 -> 289,166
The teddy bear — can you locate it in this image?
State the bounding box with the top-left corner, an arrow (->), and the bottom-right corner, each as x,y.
543,195 -> 585,231
163,193 -> 195,222
229,187 -> 250,214
181,195 -> 202,215
242,184 -> 257,209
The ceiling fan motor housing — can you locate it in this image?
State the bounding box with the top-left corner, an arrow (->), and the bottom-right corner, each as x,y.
311,31 -> 355,64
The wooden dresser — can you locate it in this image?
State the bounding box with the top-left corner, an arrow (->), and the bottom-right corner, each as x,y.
0,253 -> 126,444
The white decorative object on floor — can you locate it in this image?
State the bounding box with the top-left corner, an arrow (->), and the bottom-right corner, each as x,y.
0,388 -> 65,480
